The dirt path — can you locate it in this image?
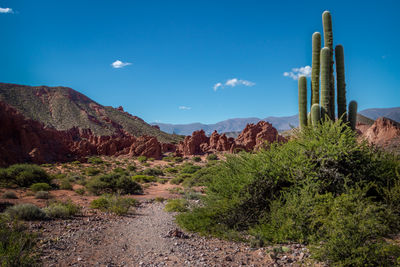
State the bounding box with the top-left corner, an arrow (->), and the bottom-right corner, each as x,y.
33,202 -> 315,267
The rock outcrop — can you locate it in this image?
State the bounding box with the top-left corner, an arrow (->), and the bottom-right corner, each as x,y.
360,117 -> 400,153
0,102 -> 163,166
175,121 -> 286,156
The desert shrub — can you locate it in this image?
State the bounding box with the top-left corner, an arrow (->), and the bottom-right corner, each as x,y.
87,157 -> 103,164
157,178 -> 168,184
0,216 -> 38,266
192,156 -> 202,162
60,179 -> 73,190
182,166 -> 215,188
154,197 -> 166,202
5,204 -> 46,221
127,164 -> 137,172
43,201 -> 80,219
137,156 -> 147,163
131,175 -> 157,183
3,164 -> 50,187
206,154 -> 218,161
2,191 -> 18,199
86,173 -> 142,195
142,168 -> 164,176
180,163 -> 201,174
170,173 -> 192,185
75,188 -> 85,195
177,120 -> 400,265
30,182 -> 52,192
164,167 -> 178,174
148,157 -> 155,161
35,191 -> 50,199
85,167 -> 101,176
165,199 -> 188,212
90,195 -> 137,215
112,167 -> 127,174
71,160 -> 81,165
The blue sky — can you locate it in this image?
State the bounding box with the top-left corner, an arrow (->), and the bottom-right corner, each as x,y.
0,0 -> 399,124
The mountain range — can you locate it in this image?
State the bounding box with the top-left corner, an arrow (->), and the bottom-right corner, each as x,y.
153,107 -> 400,136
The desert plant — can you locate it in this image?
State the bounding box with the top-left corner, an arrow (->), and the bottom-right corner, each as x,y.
87,157 -> 103,164
137,156 -> 147,163
2,191 -> 18,199
4,164 -> 51,187
206,154 -> 218,161
131,175 -> 157,183
30,182 -> 52,192
142,168 -> 164,176
35,191 -> 50,199
86,173 -> 142,195
192,156 -> 202,162
90,194 -> 137,215
43,201 -> 80,219
75,188 -> 85,195
5,204 -> 46,221
85,167 -> 101,176
165,199 -> 188,212
298,76 -> 307,129
60,179 -> 73,190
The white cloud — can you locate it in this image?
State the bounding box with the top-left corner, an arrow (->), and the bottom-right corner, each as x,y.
213,78 -> 255,91
178,106 -> 191,110
111,60 -> 132,69
0,7 -> 13,13
283,65 -> 311,80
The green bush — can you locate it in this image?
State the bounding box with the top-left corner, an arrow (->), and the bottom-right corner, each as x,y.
86,173 -> 143,195
60,180 -> 73,190
177,120 -> 400,266
35,191 -> 50,199
127,164 -> 137,172
87,157 -> 103,164
2,191 -> 18,199
0,217 -> 38,266
164,167 -> 178,174
162,156 -> 183,163
192,156 -> 202,162
2,164 -> 51,187
85,167 -> 101,176
137,156 -> 147,163
43,201 -> 81,219
75,188 -> 85,195
142,168 -> 164,176
131,175 -> 157,183
182,167 -> 215,188
170,174 -> 192,185
180,163 -> 201,174
5,204 -> 46,221
165,199 -> 188,212
206,154 -> 218,161
30,182 -> 52,192
90,195 -> 137,215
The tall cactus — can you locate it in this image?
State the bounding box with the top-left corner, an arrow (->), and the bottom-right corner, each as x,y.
335,45 -> 347,122
298,76 -> 308,129
320,47 -> 332,120
311,32 -> 321,107
322,11 -> 335,119
311,104 -> 321,126
348,101 -> 358,130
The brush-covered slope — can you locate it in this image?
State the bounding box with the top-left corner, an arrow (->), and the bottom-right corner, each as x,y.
0,83 -> 181,143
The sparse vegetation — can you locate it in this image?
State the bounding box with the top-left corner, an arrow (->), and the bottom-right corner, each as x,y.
137,156 -> 147,163
192,156 -> 202,162
165,199 -> 188,212
60,179 -> 73,190
86,173 -> 143,195
30,182 -> 52,192
44,201 -> 81,219
131,175 -> 157,183
2,191 -> 18,199
206,154 -> 218,161
90,194 -> 137,215
0,164 -> 51,187
85,167 -> 101,176
88,157 -> 104,164
35,191 -> 50,199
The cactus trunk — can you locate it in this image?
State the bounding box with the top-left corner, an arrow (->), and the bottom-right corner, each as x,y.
311,32 -> 321,107
335,45 -> 347,122
322,11 -> 335,119
311,104 -> 321,126
298,76 -> 308,129
348,101 -> 357,130
320,47 -> 332,120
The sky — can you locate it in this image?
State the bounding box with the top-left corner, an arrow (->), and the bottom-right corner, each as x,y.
0,0 -> 399,124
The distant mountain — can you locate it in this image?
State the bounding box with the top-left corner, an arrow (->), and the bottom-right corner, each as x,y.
0,83 -> 181,143
153,108 -> 398,136
359,107 -> 400,122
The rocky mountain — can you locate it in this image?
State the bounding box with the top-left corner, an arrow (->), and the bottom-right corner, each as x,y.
0,83 -> 181,144
153,111 -> 392,135
359,107 -> 400,122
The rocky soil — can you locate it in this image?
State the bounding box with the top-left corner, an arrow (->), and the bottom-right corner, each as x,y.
31,202 -> 321,267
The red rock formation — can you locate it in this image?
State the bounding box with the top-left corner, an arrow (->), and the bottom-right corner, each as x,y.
361,117 -> 400,150
0,102 -> 163,166
175,121 -> 285,156
234,121 -> 286,151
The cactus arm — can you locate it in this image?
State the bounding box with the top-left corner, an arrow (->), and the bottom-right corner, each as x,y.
311,32 -> 321,107
298,76 -> 308,129
348,101 -> 358,130
311,104 -> 321,126
335,45 -> 347,122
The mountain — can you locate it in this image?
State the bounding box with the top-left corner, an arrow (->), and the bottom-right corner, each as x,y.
153,110 -> 395,136
0,83 -> 181,144
359,107 -> 400,122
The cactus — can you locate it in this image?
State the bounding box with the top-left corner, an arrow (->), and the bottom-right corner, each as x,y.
311,32 -> 321,107
298,76 -> 308,129
320,47 -> 332,120
307,112 -> 311,126
348,101 -> 358,130
322,11 -> 335,119
311,104 -> 321,126
335,45 -> 347,122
